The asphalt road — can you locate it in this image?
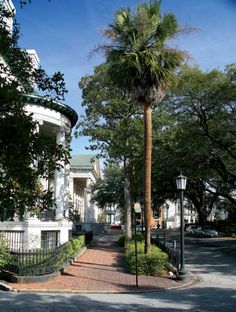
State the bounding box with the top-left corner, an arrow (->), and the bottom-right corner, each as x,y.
0,236 -> 236,311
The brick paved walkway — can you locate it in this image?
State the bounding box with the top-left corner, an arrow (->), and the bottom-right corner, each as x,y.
10,235 -> 194,293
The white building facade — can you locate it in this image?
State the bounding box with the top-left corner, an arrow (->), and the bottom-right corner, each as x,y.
0,95 -> 78,249
69,155 -> 101,224
163,200 -> 198,229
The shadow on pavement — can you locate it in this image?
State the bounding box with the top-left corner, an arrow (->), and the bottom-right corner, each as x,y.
0,285 -> 235,312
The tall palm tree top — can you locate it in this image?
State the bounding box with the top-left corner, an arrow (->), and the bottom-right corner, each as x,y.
103,0 -> 187,104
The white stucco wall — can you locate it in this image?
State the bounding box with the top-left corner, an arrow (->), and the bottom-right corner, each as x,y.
1,219 -> 72,249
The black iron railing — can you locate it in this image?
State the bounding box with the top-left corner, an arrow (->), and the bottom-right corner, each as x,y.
5,244 -> 64,276
4,236 -> 86,276
155,239 -> 180,271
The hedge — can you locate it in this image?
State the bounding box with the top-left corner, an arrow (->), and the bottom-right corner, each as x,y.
124,241 -> 168,276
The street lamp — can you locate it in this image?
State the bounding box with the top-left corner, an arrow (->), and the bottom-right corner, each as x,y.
176,173 -> 187,279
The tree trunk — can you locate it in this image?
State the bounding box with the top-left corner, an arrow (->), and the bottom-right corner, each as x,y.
144,103 -> 152,253
124,158 -> 132,247
197,207 -> 208,225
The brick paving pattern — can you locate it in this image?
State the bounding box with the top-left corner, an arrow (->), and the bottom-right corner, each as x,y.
10,236 -> 192,293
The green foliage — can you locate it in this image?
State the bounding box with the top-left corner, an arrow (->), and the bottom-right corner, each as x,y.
117,231 -> 144,247
0,234 -> 11,269
102,0 -> 187,253
133,231 -> 145,242
151,64 -> 236,223
117,233 -> 125,247
97,213 -> 106,223
78,64 -> 143,161
103,0 -> 186,104
78,64 -> 142,235
19,1 -> 51,9
124,241 -> 168,276
52,236 -> 86,268
57,236 -> 85,264
91,165 -> 125,209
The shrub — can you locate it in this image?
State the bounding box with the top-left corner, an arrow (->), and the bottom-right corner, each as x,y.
117,233 -> 125,247
53,236 -> 85,270
124,241 -> 168,276
71,235 -> 85,250
117,231 -> 144,247
0,234 -> 11,269
133,231 -> 145,242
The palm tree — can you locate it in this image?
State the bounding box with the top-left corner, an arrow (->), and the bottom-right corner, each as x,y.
103,1 -> 186,252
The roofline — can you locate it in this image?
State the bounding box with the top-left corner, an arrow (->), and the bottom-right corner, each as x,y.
23,94 -> 78,127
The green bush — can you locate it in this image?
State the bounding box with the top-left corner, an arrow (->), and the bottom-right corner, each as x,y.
117,232 -> 144,247
133,232 -> 145,242
124,241 -> 168,276
71,235 -> 85,250
117,233 -> 125,247
61,236 -> 85,260
0,234 -> 11,269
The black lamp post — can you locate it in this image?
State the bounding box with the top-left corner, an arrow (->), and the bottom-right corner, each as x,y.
176,173 -> 187,279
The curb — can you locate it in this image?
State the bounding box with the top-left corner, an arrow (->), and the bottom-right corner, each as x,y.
11,272 -> 199,294
0,281 -> 18,292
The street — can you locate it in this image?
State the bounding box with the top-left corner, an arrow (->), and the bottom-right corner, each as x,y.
0,236 -> 236,311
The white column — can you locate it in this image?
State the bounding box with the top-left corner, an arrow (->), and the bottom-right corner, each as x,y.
63,162 -> 70,218
84,187 -> 87,222
80,188 -> 85,222
54,130 -> 65,220
85,178 -> 95,223
69,177 -> 74,212
87,179 -> 92,222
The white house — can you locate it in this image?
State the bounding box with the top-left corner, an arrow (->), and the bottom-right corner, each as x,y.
0,0 -> 78,249
69,155 -> 101,224
163,200 -> 198,229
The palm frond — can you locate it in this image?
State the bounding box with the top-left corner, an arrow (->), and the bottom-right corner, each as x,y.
102,0 -> 188,103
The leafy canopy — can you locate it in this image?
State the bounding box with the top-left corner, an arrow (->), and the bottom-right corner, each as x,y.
78,64 -> 143,162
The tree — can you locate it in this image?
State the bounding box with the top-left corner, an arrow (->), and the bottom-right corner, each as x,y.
19,0 -> 51,8
152,64 -> 236,224
91,166 -> 124,217
102,1 -> 186,252
0,3 -> 69,219
78,64 -> 143,245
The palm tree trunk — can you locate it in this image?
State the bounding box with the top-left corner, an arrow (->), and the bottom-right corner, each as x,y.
144,103 -> 152,253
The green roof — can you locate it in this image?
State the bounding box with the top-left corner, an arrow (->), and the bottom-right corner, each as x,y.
70,155 -> 96,168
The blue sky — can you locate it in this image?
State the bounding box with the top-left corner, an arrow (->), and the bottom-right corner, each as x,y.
13,0 -> 236,155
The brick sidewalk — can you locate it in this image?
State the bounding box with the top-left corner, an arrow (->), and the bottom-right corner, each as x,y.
10,236 -> 195,293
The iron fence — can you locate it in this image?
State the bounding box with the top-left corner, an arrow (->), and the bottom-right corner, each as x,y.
155,239 -> 180,271
1,230 -> 90,277
4,242 -> 68,276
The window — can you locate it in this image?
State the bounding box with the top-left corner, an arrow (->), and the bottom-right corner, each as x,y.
41,231 -> 59,249
0,230 -> 24,251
